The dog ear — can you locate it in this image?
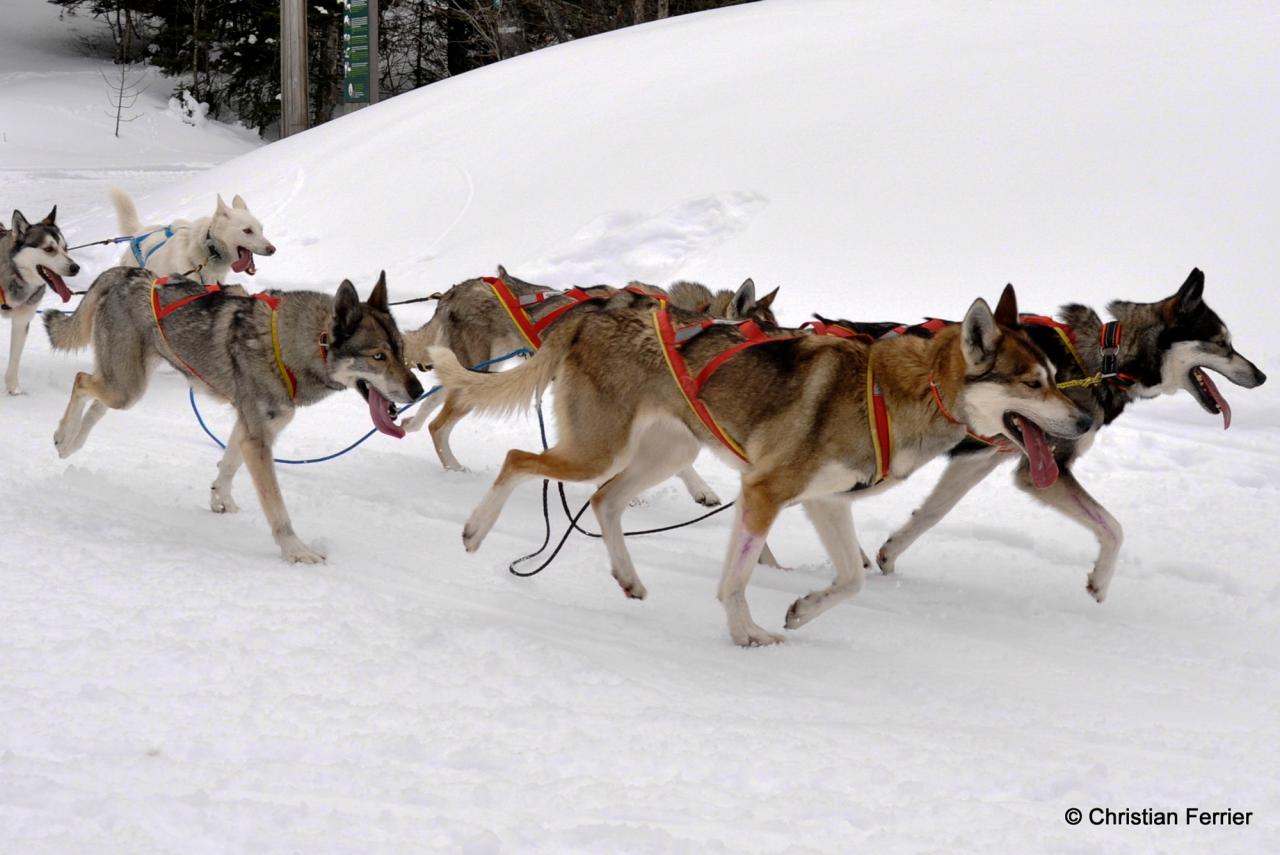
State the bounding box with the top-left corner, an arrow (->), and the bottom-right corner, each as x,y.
11,210 -> 30,237
214,194 -> 231,218
730,278 -> 757,317
994,283 -> 1018,327
756,286 -> 779,311
231,194 -> 247,211
41,206 -> 57,225
497,264 -> 512,281
961,297 -> 999,370
332,279 -> 363,338
367,270 -> 389,311
1171,268 -> 1205,318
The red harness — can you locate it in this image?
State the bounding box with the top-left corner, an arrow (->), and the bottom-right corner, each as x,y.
484,278 -> 657,350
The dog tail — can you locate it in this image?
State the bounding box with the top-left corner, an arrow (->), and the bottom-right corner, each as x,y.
44,272 -> 115,350
428,338 -> 564,418
667,281 -> 715,314
109,186 -> 143,236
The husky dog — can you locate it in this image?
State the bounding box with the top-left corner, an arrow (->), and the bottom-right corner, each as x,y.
1,208 -> 79,395
401,266 -> 778,508
110,188 -> 276,284
431,285 -> 1092,645
45,269 -> 422,562
864,269 -> 1266,601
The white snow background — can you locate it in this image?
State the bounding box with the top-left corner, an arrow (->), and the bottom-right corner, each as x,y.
2,0 -> 1279,852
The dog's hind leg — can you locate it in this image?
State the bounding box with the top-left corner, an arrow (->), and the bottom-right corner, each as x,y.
209,420 -> 245,513
428,392 -> 471,471
54,368 -> 146,458
5,309 -> 34,395
1011,465 -> 1123,603
718,477 -> 790,646
784,496 -> 864,630
876,449 -> 1005,574
236,413 -> 324,563
591,423 -> 701,600
400,391 -> 443,435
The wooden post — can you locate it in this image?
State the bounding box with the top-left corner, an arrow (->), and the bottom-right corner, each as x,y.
281,0 -> 309,136
369,0 -> 379,105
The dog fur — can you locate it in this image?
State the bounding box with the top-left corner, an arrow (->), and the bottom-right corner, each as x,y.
1,208 -> 79,395
868,269 -> 1266,601
110,188 -> 276,284
45,268 -> 422,562
430,285 -> 1092,645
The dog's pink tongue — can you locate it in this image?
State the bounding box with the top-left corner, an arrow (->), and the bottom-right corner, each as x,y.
46,270 -> 72,302
1018,415 -> 1059,488
366,385 -> 405,438
232,247 -> 256,275
1194,367 -> 1232,429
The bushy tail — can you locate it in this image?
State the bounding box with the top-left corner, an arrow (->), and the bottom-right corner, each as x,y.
667,280 -> 715,313
109,186 -> 143,236
428,338 -> 565,418
44,273 -> 115,350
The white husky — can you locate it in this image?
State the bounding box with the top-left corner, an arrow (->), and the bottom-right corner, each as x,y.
110,188 -> 276,284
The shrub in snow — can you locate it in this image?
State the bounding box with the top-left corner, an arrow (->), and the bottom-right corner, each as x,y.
168,90 -> 210,128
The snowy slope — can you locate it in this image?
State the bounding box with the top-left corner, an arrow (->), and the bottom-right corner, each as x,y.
4,0 -> 1280,852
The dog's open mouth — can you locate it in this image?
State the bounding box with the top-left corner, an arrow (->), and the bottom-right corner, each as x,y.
1189,367 -> 1231,429
1002,412 -> 1059,488
38,265 -> 73,302
357,379 -> 405,438
231,246 -> 257,275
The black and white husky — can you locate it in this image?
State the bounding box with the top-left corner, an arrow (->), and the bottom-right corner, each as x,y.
864,269 -> 1266,600
1,208 -> 79,395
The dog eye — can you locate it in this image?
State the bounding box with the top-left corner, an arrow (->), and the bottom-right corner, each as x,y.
242,227 -> 253,235
1024,380 -> 1043,390
44,246 -> 55,254
372,352 -> 386,361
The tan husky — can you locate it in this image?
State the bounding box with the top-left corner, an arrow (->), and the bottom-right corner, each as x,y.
431,285 -> 1093,646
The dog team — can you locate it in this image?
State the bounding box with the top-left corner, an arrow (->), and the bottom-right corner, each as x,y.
1,190 -> 1266,645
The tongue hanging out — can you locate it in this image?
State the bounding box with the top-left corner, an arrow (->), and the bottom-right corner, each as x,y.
1192,367 -> 1232,429
232,246 -> 257,275
38,266 -> 73,302
365,383 -> 405,439
1016,415 -> 1060,489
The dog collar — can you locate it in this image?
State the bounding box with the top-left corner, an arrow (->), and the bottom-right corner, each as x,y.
928,373 -> 1010,448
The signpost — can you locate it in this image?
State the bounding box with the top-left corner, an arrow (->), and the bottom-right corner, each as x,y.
343,0 -> 379,108
281,0 -> 309,136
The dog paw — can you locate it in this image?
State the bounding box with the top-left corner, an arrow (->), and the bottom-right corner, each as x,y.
6,387 -> 24,397
876,546 -> 896,575
209,490 -> 239,514
613,574 -> 647,600
1086,578 -> 1108,603
731,623 -> 785,647
691,488 -> 722,507
461,523 -> 484,553
441,461 -> 470,473
282,543 -> 326,564
784,595 -> 823,630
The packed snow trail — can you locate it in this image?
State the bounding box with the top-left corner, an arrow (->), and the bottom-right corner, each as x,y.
2,0 -> 1279,852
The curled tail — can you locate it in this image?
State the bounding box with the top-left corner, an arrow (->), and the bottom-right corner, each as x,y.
109,186 -> 143,236
44,272 -> 116,350
428,338 -> 566,418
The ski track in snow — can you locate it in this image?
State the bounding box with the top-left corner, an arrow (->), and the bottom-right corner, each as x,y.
3,0 -> 1280,852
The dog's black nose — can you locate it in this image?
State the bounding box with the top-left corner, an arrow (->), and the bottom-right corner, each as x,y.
264,244 -> 277,256
1075,414 -> 1094,434
407,375 -> 425,400
1254,368 -> 1267,386
69,263 -> 80,276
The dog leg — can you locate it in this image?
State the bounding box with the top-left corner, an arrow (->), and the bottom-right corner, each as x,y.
239,428 -> 324,564
55,372 -> 135,458
1011,465 -> 1123,602
464,444 -> 618,552
5,310 -> 33,395
210,420 -> 246,513
400,392 -> 443,434
676,466 -> 721,507
876,449 -> 1004,574
429,392 -> 471,471
718,481 -> 785,646
591,425 -> 700,600
785,496 -> 863,629
54,372 -> 93,455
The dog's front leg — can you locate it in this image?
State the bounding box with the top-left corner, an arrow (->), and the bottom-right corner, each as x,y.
676,466 -> 721,507
210,419 -> 246,513
238,426 -> 325,564
877,449 -> 1004,574
718,480 -> 785,646
1012,465 -> 1123,602
785,496 -> 864,630
5,309 -> 34,395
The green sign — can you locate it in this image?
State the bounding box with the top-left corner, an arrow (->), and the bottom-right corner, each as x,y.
343,0 -> 371,103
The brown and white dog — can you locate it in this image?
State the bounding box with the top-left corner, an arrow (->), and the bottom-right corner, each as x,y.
431,285 -> 1092,646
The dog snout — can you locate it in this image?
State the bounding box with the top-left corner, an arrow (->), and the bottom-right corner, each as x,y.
1074,413 -> 1094,435
406,374 -> 425,401
263,244 -> 277,256
69,262 -> 81,276
1252,367 -> 1267,387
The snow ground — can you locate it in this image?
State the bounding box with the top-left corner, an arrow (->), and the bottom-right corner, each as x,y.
2,0 -> 1279,852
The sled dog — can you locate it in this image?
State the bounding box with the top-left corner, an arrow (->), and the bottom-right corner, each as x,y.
45,268 -> 422,562
1,208 -> 79,395
401,267 -> 778,510
839,269 -> 1266,601
110,187 -> 276,284
431,285 -> 1092,645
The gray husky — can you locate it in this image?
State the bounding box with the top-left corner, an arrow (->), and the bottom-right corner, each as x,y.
846,269 -> 1266,601
2,208 -> 80,395
45,268 -> 423,562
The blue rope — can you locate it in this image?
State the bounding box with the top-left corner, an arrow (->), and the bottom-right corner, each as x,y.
188,347 -> 532,465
